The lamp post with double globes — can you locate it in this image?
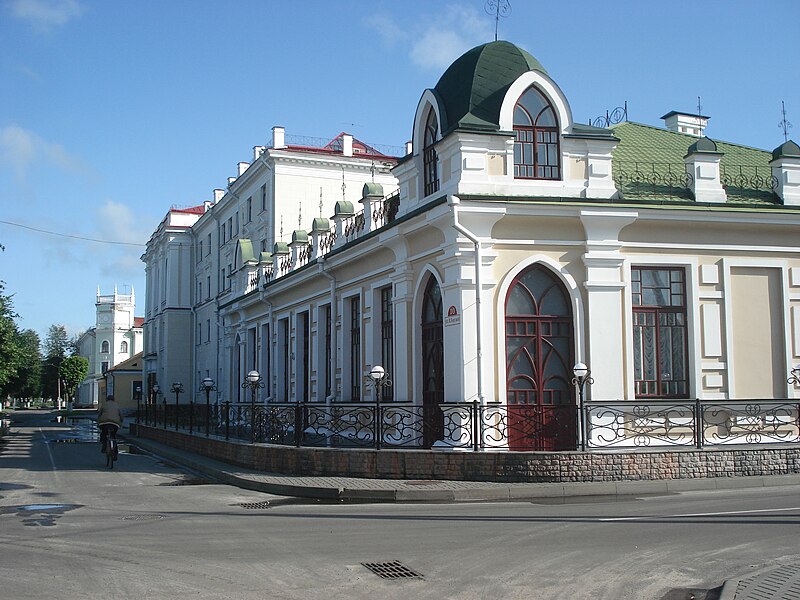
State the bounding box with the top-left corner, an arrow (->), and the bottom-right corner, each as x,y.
199,377 -> 216,438
571,362 -> 593,452
150,383 -> 160,426
170,382 -> 184,431
364,365 -> 392,450
242,370 -> 264,443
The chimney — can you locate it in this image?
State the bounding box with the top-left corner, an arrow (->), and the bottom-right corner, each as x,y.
253,146 -> 266,161
661,111 -> 709,137
213,189 -> 225,202
272,126 -> 286,149
342,134 -> 353,157
237,162 -> 249,176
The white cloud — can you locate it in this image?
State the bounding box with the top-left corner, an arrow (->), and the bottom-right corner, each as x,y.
365,4 -> 495,72
8,0 -> 84,32
0,124 -> 89,183
363,13 -> 407,47
95,201 -> 150,245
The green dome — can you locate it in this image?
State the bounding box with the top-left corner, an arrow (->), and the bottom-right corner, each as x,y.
772,139 -> 800,161
433,40 -> 547,134
686,136 -> 720,155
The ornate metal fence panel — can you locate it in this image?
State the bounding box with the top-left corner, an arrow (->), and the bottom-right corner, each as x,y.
614,161 -> 694,199
585,401 -> 697,448
343,212 -> 365,243
142,398 -> 800,451
720,164 -> 779,202
700,400 -> 800,446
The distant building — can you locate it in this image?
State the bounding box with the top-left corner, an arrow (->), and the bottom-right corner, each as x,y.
76,287 -> 143,406
98,352 -> 143,415
142,40 -> 800,450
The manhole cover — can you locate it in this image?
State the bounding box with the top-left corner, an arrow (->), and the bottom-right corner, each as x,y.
120,514 -> 166,521
239,502 -> 272,509
362,561 -> 423,579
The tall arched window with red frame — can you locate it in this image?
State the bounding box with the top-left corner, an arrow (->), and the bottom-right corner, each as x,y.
423,109 -> 439,197
513,87 -> 560,180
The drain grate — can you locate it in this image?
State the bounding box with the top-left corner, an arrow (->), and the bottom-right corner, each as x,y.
120,514 -> 166,521
362,560 -> 423,580
239,501 -> 272,509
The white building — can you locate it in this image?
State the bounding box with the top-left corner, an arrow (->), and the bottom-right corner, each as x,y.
143,41 -> 800,450
76,287 -> 143,406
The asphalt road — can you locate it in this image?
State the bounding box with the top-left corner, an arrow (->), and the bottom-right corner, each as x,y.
1,410 -> 798,600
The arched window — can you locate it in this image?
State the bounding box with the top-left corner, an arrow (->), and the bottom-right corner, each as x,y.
513,87 -> 560,180
120,341 -> 128,354
101,340 -> 109,353
423,109 -> 439,196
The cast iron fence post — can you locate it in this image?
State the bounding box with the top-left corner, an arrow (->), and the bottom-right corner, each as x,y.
472,400 -> 480,452
189,400 -> 194,434
695,398 -> 704,449
224,401 -> 230,441
136,397 -> 141,424
295,402 -> 303,448
163,399 -> 167,429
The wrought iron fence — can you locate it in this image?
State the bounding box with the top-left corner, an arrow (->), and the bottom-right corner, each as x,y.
343,212 -> 365,243
614,161 -> 694,199
138,397 -> 800,452
720,164 -> 779,201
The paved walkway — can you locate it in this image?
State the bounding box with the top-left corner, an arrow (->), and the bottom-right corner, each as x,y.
126,435 -> 800,503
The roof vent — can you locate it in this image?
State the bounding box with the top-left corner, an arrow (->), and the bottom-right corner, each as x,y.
661,111 -> 709,137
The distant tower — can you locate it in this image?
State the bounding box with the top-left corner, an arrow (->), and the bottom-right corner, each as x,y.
95,287 -> 137,377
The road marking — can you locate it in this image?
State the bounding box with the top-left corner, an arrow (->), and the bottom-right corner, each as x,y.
38,428 -> 61,484
598,507 -> 800,521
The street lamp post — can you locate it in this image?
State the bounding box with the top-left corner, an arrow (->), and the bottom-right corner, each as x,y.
364,365 -> 392,450
151,383 -> 160,427
242,370 -> 264,443
171,382 -> 184,431
571,362 -> 593,452
199,377 -> 216,438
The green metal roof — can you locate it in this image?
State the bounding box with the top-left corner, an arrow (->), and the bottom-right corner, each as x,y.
772,139 -> 800,161
433,40 -> 547,134
610,122 -> 778,204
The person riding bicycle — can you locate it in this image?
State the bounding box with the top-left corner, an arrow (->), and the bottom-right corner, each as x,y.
97,394 -> 123,454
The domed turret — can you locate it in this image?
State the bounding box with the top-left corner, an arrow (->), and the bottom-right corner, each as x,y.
433,40 -> 547,134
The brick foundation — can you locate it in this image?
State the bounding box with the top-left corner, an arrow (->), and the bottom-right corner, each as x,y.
131,424 -> 800,483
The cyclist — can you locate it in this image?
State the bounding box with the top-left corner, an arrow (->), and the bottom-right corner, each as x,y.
97,394 -> 123,455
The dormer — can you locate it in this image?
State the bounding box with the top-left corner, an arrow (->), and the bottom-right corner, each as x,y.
394,41 -> 619,210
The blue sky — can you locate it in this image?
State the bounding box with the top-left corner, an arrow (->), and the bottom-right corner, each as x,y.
1,0 -> 798,342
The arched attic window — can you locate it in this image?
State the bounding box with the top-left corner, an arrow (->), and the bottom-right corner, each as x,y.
120,341 -> 128,354
423,109 -> 439,196
101,340 -> 109,353
513,87 -> 560,180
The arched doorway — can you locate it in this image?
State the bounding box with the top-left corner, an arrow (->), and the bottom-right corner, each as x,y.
421,276 -> 444,447
505,264 -> 575,450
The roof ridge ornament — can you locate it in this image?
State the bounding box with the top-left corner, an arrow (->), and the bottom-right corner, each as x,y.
779,100 -> 793,143
484,0 -> 510,42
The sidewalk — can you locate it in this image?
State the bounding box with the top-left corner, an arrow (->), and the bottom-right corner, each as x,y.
126,435 -> 800,504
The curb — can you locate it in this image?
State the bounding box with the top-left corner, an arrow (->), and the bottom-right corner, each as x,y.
128,436 -> 800,503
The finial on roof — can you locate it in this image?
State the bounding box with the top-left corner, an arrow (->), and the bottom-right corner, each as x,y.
485,0 -> 511,42
319,187 -> 324,217
779,100 -> 793,143
341,166 -> 346,202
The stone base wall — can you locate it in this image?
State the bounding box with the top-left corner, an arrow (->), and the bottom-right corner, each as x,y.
132,425 -> 800,483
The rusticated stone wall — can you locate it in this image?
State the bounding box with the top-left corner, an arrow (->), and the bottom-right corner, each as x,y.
132,424 -> 800,483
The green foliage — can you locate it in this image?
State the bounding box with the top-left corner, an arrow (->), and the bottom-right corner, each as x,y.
59,356 -> 89,401
0,281 -> 23,394
42,324 -> 70,398
5,329 -> 42,398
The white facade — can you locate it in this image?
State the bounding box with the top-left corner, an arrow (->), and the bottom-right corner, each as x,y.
143,41 -> 800,450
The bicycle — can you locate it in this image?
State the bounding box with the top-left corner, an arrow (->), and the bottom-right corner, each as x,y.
99,423 -> 120,469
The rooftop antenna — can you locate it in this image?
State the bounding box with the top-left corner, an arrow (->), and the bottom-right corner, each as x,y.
485,0 -> 511,42
696,96 -> 705,136
779,100 -> 793,143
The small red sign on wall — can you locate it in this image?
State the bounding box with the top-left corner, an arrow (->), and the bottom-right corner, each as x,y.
445,305 -> 460,326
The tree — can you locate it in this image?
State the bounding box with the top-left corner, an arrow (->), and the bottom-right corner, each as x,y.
59,356 -> 89,403
0,281 -> 23,395
5,329 -> 42,399
42,324 -> 69,399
